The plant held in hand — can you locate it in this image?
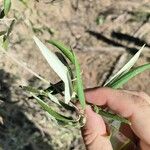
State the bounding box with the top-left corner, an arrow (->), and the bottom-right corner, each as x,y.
22,37 -> 150,127
1,35 -> 150,149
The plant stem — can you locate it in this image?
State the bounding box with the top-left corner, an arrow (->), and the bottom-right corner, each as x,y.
93,105 -> 131,125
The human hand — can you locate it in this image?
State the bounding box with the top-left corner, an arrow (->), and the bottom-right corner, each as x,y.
82,88 -> 150,150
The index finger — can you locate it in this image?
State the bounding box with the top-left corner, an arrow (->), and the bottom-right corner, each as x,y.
85,87 -> 148,118
85,87 -> 150,145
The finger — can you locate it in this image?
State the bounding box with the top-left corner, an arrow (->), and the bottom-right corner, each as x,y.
85,87 -> 149,118
123,90 -> 150,104
140,141 -> 150,150
85,87 -> 150,145
82,106 -> 112,150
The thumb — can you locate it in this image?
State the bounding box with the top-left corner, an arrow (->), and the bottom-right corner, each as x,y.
81,106 -> 112,150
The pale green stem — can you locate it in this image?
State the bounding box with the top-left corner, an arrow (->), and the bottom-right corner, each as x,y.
93,105 -> 131,125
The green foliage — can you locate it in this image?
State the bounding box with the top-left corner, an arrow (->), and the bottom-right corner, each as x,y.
31,93 -> 76,124
0,31 -> 7,36
2,33 -> 147,127
73,52 -> 86,110
7,19 -> 15,36
47,40 -> 74,63
2,37 -> 9,49
1,34 -> 149,127
47,39 -> 86,109
96,15 -> 105,25
31,38 -> 150,126
18,0 -> 28,6
94,106 -> 130,125
33,36 -> 72,104
0,9 -> 5,19
104,45 -> 145,86
108,63 -> 150,89
0,1 -> 149,149
1,31 -> 150,150
0,19 -> 15,50
129,11 -> 150,22
3,0 -> 11,15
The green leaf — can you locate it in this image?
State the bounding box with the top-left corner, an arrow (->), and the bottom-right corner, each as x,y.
0,31 -> 7,36
104,45 -> 145,86
31,93 -> 76,123
1,20 -> 15,50
22,86 -> 45,95
6,19 -> 15,37
59,100 -> 76,112
2,36 -> 9,50
94,106 -> 130,125
22,86 -> 61,105
24,81 -> 64,96
23,86 -> 76,112
47,92 -> 61,105
18,0 -> 28,7
4,0 -> 11,15
47,40 -> 74,63
33,36 -> 72,103
108,63 -> 150,89
0,9 -> 5,19
74,52 -> 86,110
45,81 -> 64,95
96,15 -> 105,25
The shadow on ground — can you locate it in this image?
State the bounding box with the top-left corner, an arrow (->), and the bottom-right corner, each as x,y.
0,69 -> 54,150
87,30 -> 150,55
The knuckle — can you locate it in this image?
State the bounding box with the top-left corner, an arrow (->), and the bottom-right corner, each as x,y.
131,94 -> 147,106
82,130 -> 98,146
131,94 -> 142,101
138,91 -> 148,98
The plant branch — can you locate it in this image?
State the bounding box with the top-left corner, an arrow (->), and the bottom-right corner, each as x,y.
93,105 -> 131,125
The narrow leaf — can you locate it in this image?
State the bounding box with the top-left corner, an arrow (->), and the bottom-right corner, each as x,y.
4,0 -> 11,15
0,31 -> 7,36
59,101 -> 76,112
104,45 -> 145,86
47,92 -> 61,105
94,106 -> 130,125
108,63 -> 150,89
22,85 -> 61,105
47,40 -> 74,63
45,81 -> 64,95
23,86 -> 76,111
31,93 -> 75,123
2,36 -> 9,50
22,86 -> 45,95
33,36 -> 72,103
74,53 -> 86,110
6,19 -> 15,37
0,9 -> 5,19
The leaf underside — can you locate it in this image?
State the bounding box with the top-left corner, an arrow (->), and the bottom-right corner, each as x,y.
104,45 -> 145,86
108,63 -> 150,89
33,36 -> 72,103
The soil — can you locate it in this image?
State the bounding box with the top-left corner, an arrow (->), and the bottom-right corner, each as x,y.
0,0 -> 150,150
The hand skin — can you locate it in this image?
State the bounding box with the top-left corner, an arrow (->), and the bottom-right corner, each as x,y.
81,88 -> 150,150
